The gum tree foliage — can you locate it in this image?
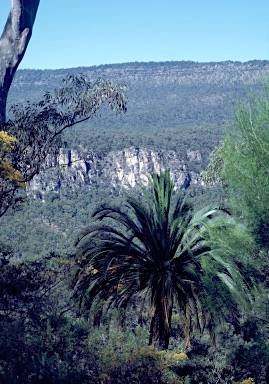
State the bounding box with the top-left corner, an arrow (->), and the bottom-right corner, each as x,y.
0,130 -> 24,185
0,74 -> 128,216
74,170 -> 254,350
203,82 -> 269,246
0,0 -> 40,123
0,3 -> 128,216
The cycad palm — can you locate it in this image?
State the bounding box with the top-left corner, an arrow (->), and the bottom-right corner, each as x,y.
75,170 -> 253,350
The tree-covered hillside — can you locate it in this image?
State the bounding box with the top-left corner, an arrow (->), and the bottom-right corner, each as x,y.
2,60 -> 269,260
8,60 -> 269,130
1,61 -> 269,383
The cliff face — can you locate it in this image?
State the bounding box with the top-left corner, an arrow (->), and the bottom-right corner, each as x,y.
30,147 -> 202,194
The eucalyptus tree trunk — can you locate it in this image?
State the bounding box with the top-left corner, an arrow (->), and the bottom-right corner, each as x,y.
0,0 -> 40,123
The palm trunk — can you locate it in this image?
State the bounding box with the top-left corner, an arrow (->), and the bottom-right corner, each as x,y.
148,313 -> 155,347
148,304 -> 173,350
158,305 -> 172,350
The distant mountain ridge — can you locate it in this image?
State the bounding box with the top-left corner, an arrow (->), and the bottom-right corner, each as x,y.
8,60 -> 269,130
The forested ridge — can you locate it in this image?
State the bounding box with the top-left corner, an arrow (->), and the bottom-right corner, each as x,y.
1,60 -> 269,383
2,60 -> 268,260
8,60 -> 269,129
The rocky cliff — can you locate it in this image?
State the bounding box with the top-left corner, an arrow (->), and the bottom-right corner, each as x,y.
30,147 -> 203,195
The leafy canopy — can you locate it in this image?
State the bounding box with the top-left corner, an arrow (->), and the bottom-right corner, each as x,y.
203,80 -> 269,246
0,74 -> 127,216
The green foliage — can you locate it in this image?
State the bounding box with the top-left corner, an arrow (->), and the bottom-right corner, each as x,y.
234,379 -> 255,384
0,131 -> 24,184
0,74 -> 127,216
0,248 -> 265,382
0,130 -> 26,215
0,184 -> 123,261
0,277 -> 187,384
0,256 -> 86,383
74,170 -> 254,350
97,347 -> 185,384
9,61 -> 267,131
203,81 -> 269,246
86,322 -> 186,384
1,63 -> 269,382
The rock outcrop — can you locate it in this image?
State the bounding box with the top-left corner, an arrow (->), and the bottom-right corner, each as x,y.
29,147 -> 203,195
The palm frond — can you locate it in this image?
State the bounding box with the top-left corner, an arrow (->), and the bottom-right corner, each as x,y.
74,169 -> 255,350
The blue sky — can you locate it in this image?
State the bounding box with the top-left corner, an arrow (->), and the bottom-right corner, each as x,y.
1,0 -> 269,69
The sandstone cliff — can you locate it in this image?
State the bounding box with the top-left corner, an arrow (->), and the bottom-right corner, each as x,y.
30,147 -> 203,195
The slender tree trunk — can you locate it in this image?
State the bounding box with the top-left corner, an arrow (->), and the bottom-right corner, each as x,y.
158,306 -> 172,350
148,314 -> 155,347
148,304 -> 173,350
0,0 -> 40,123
